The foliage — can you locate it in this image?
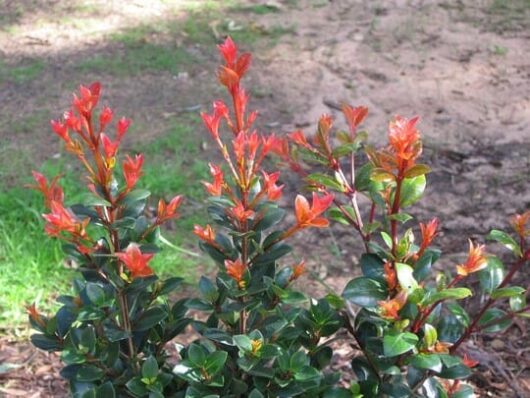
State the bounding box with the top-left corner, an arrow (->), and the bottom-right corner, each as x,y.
28,83 -> 190,397
284,99 -> 530,396
178,37 -> 344,397
27,37 -> 530,398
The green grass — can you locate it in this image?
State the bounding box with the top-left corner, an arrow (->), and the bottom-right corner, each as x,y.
0,119 -> 211,330
0,59 -> 45,84
77,43 -> 192,76
230,4 -> 281,14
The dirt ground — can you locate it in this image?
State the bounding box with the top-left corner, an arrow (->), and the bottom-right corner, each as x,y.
1,0 -> 529,396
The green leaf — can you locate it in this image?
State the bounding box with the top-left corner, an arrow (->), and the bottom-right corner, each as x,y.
486,229 -> 522,257
204,351 -> 228,375
307,172 -> 345,192
31,334 -> 61,351
96,382 -> 115,398
199,276 -> 219,303
510,294 -> 526,312
343,277 -> 387,307
425,288 -> 472,305
491,286 -> 525,300
410,353 -> 442,372
134,307 -> 168,331
371,168 -> 395,182
122,189 -> 151,205
141,356 -> 159,379
159,277 -> 184,295
396,262 -> 418,293
446,303 -> 470,327
478,256 -> 505,294
360,253 -> 385,281
75,365 -> 104,382
452,384 -> 474,398
355,163 -> 374,192
388,213 -> 413,223
383,331 -> 418,357
85,283 -> 106,306
399,175 -> 426,207
188,344 -> 207,366
233,335 -> 253,352
404,164 -> 431,178
81,193 -> 112,207
478,308 -> 512,333
423,324 -> 437,348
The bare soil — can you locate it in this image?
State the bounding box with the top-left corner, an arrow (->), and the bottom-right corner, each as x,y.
1,0 -> 529,396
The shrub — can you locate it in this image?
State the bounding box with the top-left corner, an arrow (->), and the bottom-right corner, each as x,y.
29,82 -> 190,397
285,103 -> 530,396
27,37 -> 529,398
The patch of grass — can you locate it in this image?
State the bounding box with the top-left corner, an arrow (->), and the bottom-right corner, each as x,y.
230,4 -> 281,14
77,44 -> 192,76
0,59 -> 45,84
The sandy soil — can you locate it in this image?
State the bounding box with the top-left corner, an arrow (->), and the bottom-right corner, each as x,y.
1,0 -> 529,396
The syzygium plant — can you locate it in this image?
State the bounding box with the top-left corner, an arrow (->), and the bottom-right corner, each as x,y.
173,37 -> 347,397
28,83 -> 191,398
286,108 -> 530,396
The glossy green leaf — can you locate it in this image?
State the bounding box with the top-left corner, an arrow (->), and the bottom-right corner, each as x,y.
343,277 -> 387,307
478,256 -> 505,294
399,175 -> 426,207
142,356 -> 159,379
478,308 -> 511,333
410,353 -> 442,372
396,262 -> 418,293
204,351 -> 228,375
383,331 -> 418,357
486,229 -> 522,257
491,286 -> 525,299
134,307 -> 168,331
425,288 -> 472,305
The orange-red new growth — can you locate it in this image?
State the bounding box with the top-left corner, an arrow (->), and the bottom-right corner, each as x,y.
193,224 -> 216,243
43,201 -> 88,238
419,218 -> 439,254
291,260 -> 306,281
462,354 -> 479,368
230,201 -> 255,223
225,258 -> 247,289
342,104 -> 368,134
202,101 -> 229,140
456,240 -> 488,276
32,171 -> 64,208
262,171 -> 284,201
511,211 -> 530,239
388,115 -> 421,163
99,106 -> 113,128
26,303 -> 46,328
383,261 -> 397,291
378,290 -> 407,320
289,130 -> 311,149
203,163 -> 224,196
101,133 -> 119,160
50,120 -> 71,143
115,244 -> 154,278
73,82 -> 101,117
217,37 -> 252,90
116,117 -> 131,140
294,192 -> 334,228
123,154 -> 144,190
157,195 -> 183,223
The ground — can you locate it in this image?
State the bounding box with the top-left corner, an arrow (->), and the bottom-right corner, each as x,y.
0,0 -> 529,396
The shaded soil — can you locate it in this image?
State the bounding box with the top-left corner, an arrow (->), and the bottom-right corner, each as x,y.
1,0 -> 529,396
